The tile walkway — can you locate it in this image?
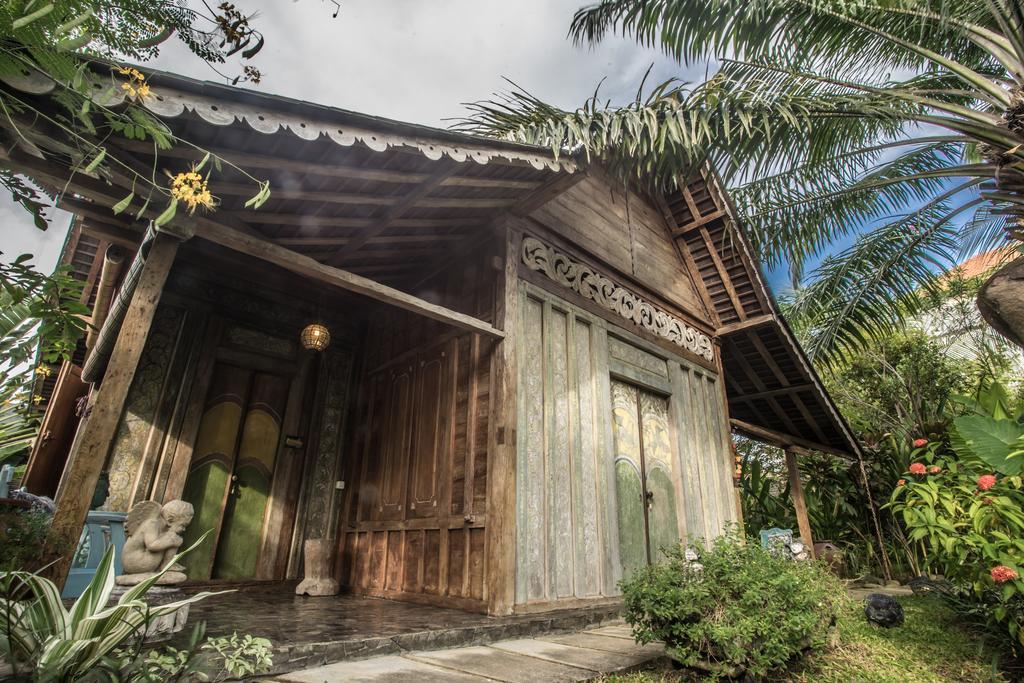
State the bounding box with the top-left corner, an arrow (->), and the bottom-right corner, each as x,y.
269,622 -> 666,682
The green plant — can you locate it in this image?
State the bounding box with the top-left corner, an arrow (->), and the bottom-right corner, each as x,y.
950,380 -> 1024,475
0,533 -> 225,681
104,621 -> 273,683
620,532 -> 843,679
0,507 -> 69,573
889,433 -> 1024,653
466,0 -> 1024,363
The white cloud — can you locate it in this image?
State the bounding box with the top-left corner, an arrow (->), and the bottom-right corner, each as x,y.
2,0 -> 704,263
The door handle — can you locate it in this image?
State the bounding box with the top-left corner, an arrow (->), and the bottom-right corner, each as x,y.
645,490 -> 654,508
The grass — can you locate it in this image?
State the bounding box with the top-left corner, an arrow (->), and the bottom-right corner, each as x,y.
601,595 -> 1007,683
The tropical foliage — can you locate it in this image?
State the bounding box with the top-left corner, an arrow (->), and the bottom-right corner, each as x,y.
621,531 -> 843,680
465,0 -> 1024,362
0,532 -> 272,681
0,257 -> 85,466
889,383 -> 1024,656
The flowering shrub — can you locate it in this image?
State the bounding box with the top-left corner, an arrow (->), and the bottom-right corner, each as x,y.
620,532 -> 843,680
889,438 -> 1024,651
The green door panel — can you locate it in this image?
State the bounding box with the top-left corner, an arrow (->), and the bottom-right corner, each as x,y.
213,464 -> 270,580
614,459 -> 646,578
181,460 -> 230,579
647,466 -> 680,561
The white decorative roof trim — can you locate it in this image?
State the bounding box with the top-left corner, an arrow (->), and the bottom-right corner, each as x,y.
522,236 -> 715,361
0,69 -> 576,173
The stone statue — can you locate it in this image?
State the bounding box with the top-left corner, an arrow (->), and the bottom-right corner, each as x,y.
116,500 -> 194,586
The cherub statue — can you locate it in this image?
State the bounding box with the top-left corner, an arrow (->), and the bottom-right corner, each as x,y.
116,500 -> 194,586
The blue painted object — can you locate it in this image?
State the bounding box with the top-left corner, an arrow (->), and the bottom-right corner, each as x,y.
61,511 -> 127,599
0,464 -> 13,498
759,527 -> 794,552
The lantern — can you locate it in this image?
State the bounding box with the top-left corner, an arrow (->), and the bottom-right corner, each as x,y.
300,323 -> 331,352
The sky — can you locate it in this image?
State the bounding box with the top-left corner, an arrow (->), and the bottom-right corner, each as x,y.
1,0 -> 771,283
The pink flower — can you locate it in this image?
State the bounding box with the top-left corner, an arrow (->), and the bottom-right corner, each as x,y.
928,466 -> 941,474
991,566 -> 1019,583
909,462 -> 927,475
913,438 -> 929,448
978,474 -> 997,491
897,479 -> 906,487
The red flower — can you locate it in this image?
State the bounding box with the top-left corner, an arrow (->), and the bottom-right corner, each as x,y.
978,474 -> 997,491
928,465 -> 941,474
909,462 -> 927,475
912,438 -> 929,448
897,479 -> 906,487
991,566 -> 1019,583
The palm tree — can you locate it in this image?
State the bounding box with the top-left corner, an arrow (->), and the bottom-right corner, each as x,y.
464,0 -> 1024,364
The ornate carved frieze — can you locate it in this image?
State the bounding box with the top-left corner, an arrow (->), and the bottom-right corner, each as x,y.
521,236 -> 715,361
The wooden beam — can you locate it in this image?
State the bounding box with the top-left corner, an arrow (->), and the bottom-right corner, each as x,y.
328,164 -> 463,261
785,448 -> 816,559
716,314 -> 774,337
486,224 -> 519,616
670,209 -> 726,237
729,418 -> 851,459
113,138 -> 542,190
230,213 -> 481,230
49,234 -> 180,588
700,226 -> 746,320
656,192 -> 721,328
736,383 -> 815,402
194,218 -> 504,339
510,170 -> 586,217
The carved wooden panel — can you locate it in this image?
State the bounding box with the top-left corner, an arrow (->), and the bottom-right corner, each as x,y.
522,236 -> 714,361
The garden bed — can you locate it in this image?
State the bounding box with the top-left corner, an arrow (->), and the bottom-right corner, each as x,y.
601,595 -> 1009,682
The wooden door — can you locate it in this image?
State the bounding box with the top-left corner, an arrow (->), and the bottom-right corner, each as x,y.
610,379 -> 680,576
180,360 -> 295,580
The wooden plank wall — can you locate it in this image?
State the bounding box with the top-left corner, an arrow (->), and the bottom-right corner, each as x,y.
516,283 -> 735,610
335,246 -> 498,611
529,174 -> 712,325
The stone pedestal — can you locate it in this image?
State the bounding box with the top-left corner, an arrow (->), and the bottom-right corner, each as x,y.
296,538 -> 339,596
109,586 -> 190,642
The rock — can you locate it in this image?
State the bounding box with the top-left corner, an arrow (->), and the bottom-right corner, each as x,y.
864,593 -> 904,628
108,586 -> 190,642
908,575 -> 953,596
884,580 -> 901,588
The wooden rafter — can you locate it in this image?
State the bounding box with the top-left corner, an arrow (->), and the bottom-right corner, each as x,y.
327,164 -> 463,262
113,138 -> 543,190
195,217 -> 504,339
699,226 -> 746,319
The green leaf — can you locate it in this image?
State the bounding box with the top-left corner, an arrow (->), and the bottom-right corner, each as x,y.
154,198 -> 177,227
951,415 -> 1024,475
83,148 -> 105,173
110,192 -> 133,215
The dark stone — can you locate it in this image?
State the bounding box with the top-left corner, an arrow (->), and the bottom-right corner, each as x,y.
864,593 -> 904,628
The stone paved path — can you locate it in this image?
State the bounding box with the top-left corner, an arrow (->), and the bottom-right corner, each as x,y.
269,622 -> 665,682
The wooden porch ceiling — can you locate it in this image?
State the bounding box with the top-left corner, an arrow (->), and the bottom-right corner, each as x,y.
662,173 -> 861,458
0,67 -> 573,290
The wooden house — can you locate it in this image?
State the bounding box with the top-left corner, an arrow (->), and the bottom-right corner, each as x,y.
10,69 -> 869,616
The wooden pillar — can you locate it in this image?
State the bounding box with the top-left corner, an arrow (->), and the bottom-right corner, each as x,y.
784,448 -> 815,558
485,223 -> 519,615
49,234 -> 180,588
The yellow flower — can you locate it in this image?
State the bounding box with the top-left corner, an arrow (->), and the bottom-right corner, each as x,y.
32,394 -> 43,405
34,365 -> 52,377
169,166 -> 216,213
118,66 -> 150,101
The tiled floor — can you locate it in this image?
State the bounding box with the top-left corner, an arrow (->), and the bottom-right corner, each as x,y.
177,584 -> 623,676
269,622 -> 665,682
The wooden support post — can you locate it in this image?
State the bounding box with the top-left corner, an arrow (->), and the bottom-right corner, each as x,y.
486,223 -> 519,616
48,234 -> 180,588
784,448 -> 816,559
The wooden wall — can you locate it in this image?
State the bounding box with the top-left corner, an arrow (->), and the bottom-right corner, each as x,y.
529,173 -> 712,326
515,281 -> 736,611
335,245 -> 498,611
